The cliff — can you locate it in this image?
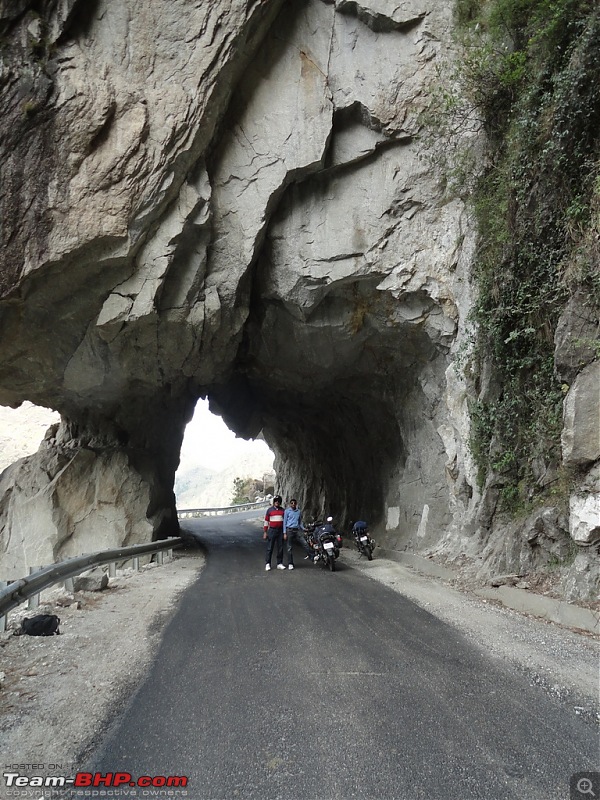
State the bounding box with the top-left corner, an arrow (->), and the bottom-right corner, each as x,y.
0,0 -> 597,599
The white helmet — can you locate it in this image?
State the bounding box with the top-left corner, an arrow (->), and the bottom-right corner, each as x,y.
326,516 -> 333,523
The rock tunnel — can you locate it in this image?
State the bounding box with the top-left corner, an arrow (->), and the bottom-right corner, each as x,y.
0,0 -> 477,579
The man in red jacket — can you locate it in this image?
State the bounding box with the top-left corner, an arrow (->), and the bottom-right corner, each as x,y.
263,495 -> 285,571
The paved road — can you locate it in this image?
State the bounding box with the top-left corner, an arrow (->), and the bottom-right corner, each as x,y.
91,511 -> 597,800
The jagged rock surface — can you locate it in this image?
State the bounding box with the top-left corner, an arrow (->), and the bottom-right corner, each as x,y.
0,0 -> 597,598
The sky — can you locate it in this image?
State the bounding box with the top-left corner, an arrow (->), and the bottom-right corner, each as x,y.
179,398 -> 273,472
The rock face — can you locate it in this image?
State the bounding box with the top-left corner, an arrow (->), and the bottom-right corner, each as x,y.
207,0 -> 473,543
0,422 -> 159,579
562,361 -> 600,467
73,568 -> 109,593
0,0 -> 289,575
0,0 -> 597,598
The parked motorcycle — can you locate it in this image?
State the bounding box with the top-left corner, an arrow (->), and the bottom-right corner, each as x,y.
352,523 -> 375,560
305,519 -> 342,571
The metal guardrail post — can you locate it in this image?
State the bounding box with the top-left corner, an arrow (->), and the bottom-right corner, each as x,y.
64,577 -> 74,593
156,550 -> 164,566
132,557 -> 140,571
28,567 -> 41,609
109,562 -> 117,578
0,582 -> 7,632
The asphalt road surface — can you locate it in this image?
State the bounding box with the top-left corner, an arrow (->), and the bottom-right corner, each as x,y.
90,511 -> 597,800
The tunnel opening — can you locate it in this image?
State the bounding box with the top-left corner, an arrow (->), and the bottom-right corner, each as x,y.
209,348 -> 450,538
175,397 -> 275,511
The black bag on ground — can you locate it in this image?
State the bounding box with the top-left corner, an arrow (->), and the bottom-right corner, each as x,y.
17,614 -> 61,636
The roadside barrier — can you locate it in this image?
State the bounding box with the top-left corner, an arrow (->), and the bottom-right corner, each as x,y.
0,501 -> 269,632
0,537 -> 182,633
177,501 -> 269,518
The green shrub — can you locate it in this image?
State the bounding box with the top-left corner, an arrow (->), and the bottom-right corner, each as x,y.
448,1 -> 600,507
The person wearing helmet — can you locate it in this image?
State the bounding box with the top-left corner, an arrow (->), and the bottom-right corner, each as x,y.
318,516 -> 343,548
321,516 -> 336,535
263,495 -> 285,571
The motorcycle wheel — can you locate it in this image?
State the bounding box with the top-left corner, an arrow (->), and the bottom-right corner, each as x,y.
367,547 -> 373,561
329,555 -> 336,572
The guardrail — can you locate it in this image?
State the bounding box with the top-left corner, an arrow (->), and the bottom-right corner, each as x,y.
0,536 -> 183,632
0,501 -> 270,632
177,501 -> 269,518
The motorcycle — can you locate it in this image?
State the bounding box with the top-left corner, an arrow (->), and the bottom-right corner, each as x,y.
352,524 -> 375,560
304,521 -> 342,571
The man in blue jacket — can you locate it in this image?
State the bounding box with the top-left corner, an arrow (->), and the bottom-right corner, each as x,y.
283,498 -> 314,569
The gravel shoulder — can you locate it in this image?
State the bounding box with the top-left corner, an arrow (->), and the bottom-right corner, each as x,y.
0,539 -> 596,779
0,550 -> 205,770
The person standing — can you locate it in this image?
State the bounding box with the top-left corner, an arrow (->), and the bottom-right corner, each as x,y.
263,495 -> 285,571
283,498 -> 314,569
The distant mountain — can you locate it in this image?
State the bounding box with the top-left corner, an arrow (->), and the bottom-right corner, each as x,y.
175,449 -> 275,509
175,463 -> 218,507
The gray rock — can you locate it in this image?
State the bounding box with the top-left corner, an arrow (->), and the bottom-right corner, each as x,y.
520,507 -> 574,572
554,290 -> 599,384
562,362 -> 600,466
0,432 -> 158,581
490,574 -> 524,588
570,493 -> 600,546
526,507 -> 569,546
73,569 -> 109,593
560,550 -> 600,602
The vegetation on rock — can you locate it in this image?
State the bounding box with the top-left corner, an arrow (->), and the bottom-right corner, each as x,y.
446,0 -> 599,509
231,475 -> 274,505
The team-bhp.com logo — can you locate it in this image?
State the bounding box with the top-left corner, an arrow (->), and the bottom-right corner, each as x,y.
3,771 -> 188,790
